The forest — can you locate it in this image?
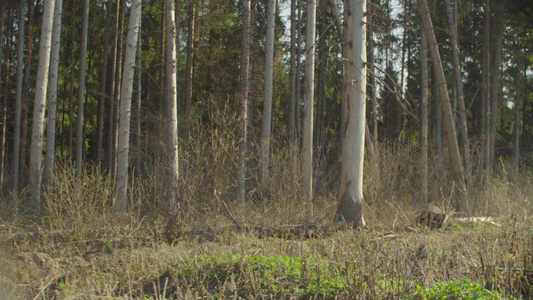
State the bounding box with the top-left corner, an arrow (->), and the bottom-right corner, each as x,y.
0,0 -> 533,298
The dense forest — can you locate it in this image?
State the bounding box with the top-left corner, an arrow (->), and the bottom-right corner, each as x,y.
0,0 -> 532,221
2,0 -> 533,299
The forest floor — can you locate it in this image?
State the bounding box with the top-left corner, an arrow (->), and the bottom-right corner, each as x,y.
1,212 -> 531,299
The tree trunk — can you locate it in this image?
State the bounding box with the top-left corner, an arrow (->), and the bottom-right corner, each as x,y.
445,0 -> 472,196
514,90 -> 520,172
97,4 -> 111,169
237,0 -> 251,204
29,0 -> 56,213
0,5 -> 11,188
489,0 -> 505,176
303,0 -> 316,221
418,0 -> 468,213
135,18 -> 142,176
75,0 -> 89,178
184,0 -> 195,142
480,1 -> 490,184
367,5 -> 378,141
110,0 -> 125,177
315,0 -> 327,162
43,0 -> 63,187
13,0 -> 25,192
261,0 -> 276,192
165,0 -> 179,215
289,0 -> 297,185
116,0 -> 142,212
333,0 -> 367,229
420,28 -> 429,208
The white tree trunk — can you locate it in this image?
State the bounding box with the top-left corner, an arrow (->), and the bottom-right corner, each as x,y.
334,0 -> 367,228
303,0 -> 316,221
116,0 -> 142,212
261,0 -> 276,191
165,0 -> 179,215
75,0 -> 89,178
13,0 -> 25,192
43,0 -> 63,187
29,0 -> 56,212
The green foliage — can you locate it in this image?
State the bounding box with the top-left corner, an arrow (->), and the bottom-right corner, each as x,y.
413,280 -> 513,300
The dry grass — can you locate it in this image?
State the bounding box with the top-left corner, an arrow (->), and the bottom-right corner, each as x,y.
1,101 -> 532,299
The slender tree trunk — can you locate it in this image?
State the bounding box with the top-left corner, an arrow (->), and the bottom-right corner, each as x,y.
295,0 -> 302,147
418,0 -> 468,213
261,0 -> 276,192
68,1 -> 75,157
75,0 -> 89,177
488,0 -> 505,176
13,0 -> 25,192
237,0 -> 251,204
20,0 -> 35,187
165,0 -> 179,215
29,0 -> 56,213
367,5 -> 378,141
289,0 -> 297,184
110,0 -> 125,177
135,18 -> 142,176
97,4 -> 111,169
420,29 -> 429,208
116,0 -> 141,212
0,5 -> 11,188
482,1 -> 490,180
315,0 -> 327,161
184,0 -> 195,142
445,0 -> 472,196
43,0 -> 63,187
303,0 -> 316,220
334,0 -> 367,228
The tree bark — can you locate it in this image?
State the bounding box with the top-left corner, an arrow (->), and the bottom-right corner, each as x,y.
237,0 -> 251,204
261,0 -> 276,192
43,0 -> 63,187
13,0 -> 25,192
75,0 -> 89,177
29,0 -> 56,213
445,0 -> 472,196
184,0 -> 195,142
289,0 -> 297,185
420,28 -> 429,208
165,0 -> 179,214
97,4 -> 111,169
116,0 -> 142,212
334,0 -> 367,229
418,0 -> 468,213
303,0 -> 316,221
0,5 -> 11,188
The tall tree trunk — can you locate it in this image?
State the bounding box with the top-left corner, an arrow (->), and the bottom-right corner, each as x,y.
289,0 -> 297,184
488,0 -> 505,176
482,1 -> 491,181
20,0 -> 35,187
514,90 -> 520,172
97,3 -> 111,169
315,0 -> 327,162
116,0 -> 142,212
43,0 -> 63,187
110,0 -> 125,177
13,0 -> 25,192
334,0 -> 367,228
184,0 -> 195,142
29,0 -> 56,213
68,1 -> 75,157
418,0 -> 468,213
75,0 -> 89,178
135,17 -> 142,176
367,4 -> 378,141
0,5 -> 11,188
303,0 -> 316,220
420,28 -> 429,208
261,0 -> 276,192
165,0 -> 179,215
237,0 -> 251,204
445,0 -> 472,196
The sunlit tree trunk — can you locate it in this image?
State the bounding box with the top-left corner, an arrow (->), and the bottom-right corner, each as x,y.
29,0 -> 56,212
261,0 -> 276,192
237,0 -> 251,204
13,0 -> 25,192
116,0 -> 142,212
43,0 -> 63,187
418,0 -> 468,213
303,0 -> 316,221
165,0 -> 179,214
334,0 -> 367,228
